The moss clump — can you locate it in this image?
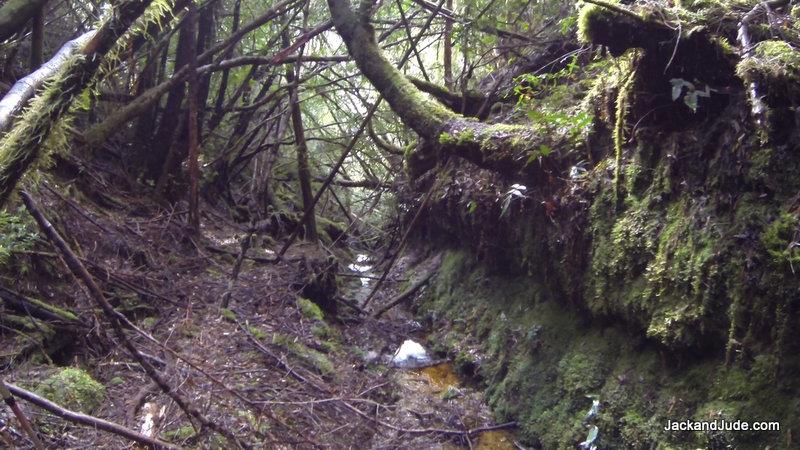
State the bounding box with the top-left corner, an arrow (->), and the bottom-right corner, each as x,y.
736,40 -> 800,126
737,40 -> 800,85
35,367 -> 106,413
577,2 -> 619,44
247,325 -> 268,341
219,308 -> 236,322
438,132 -> 455,145
761,212 -> 800,267
272,333 -> 334,377
297,297 -> 324,321
164,425 -> 195,440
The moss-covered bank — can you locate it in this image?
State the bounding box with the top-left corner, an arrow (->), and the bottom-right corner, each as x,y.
412,34 -> 800,448
419,249 -> 798,449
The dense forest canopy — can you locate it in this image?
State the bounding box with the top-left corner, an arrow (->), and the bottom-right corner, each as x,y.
1,0 -> 800,448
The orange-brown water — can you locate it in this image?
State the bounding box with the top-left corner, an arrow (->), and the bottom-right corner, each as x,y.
415,362 -> 516,450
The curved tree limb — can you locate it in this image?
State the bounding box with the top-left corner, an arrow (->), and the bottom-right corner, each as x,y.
367,119 -> 405,155
407,75 -> 488,117
327,0 -> 565,179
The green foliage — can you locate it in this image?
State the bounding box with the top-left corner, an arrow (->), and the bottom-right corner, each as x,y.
512,56 -> 594,164
670,78 -> 713,112
0,208 -> 37,265
35,367 -> 106,413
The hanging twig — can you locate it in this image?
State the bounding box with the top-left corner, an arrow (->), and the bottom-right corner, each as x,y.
361,159 -> 450,308
2,381 -> 177,450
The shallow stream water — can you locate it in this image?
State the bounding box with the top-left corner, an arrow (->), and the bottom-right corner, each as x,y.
348,253 -> 517,449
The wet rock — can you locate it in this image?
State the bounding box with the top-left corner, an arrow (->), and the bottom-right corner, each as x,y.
390,339 -> 432,368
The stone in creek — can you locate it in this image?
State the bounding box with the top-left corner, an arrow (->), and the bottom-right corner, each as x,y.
390,339 -> 432,368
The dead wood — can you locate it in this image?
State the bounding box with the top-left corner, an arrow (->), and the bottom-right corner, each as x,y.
3,380 -> 178,449
373,265 -> 438,318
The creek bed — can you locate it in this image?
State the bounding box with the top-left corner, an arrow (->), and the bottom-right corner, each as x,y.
344,254 -> 518,449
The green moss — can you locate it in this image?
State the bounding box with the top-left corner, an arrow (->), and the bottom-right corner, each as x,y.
35,367 -> 106,413
219,308 -> 236,322
247,325 -> 267,341
164,425 -> 195,440
296,297 -> 324,321
438,132 -> 455,145
761,212 -> 800,267
577,2 -> 619,44
557,341 -> 610,395
736,40 -> 800,107
272,333 -> 334,376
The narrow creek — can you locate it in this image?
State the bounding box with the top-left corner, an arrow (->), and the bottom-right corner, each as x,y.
346,253 -> 517,449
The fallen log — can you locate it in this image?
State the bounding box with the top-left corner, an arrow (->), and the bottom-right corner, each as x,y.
0,285 -> 82,326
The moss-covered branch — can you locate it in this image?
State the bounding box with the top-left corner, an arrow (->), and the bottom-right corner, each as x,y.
0,285 -> 81,325
407,76 -> 488,117
0,0 -> 155,208
327,0 -> 565,179
0,31 -> 96,133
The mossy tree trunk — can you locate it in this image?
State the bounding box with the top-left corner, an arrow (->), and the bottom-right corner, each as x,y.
284,31 -> 318,241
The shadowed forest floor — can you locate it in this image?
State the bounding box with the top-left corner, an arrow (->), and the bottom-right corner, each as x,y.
0,157 -> 515,449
